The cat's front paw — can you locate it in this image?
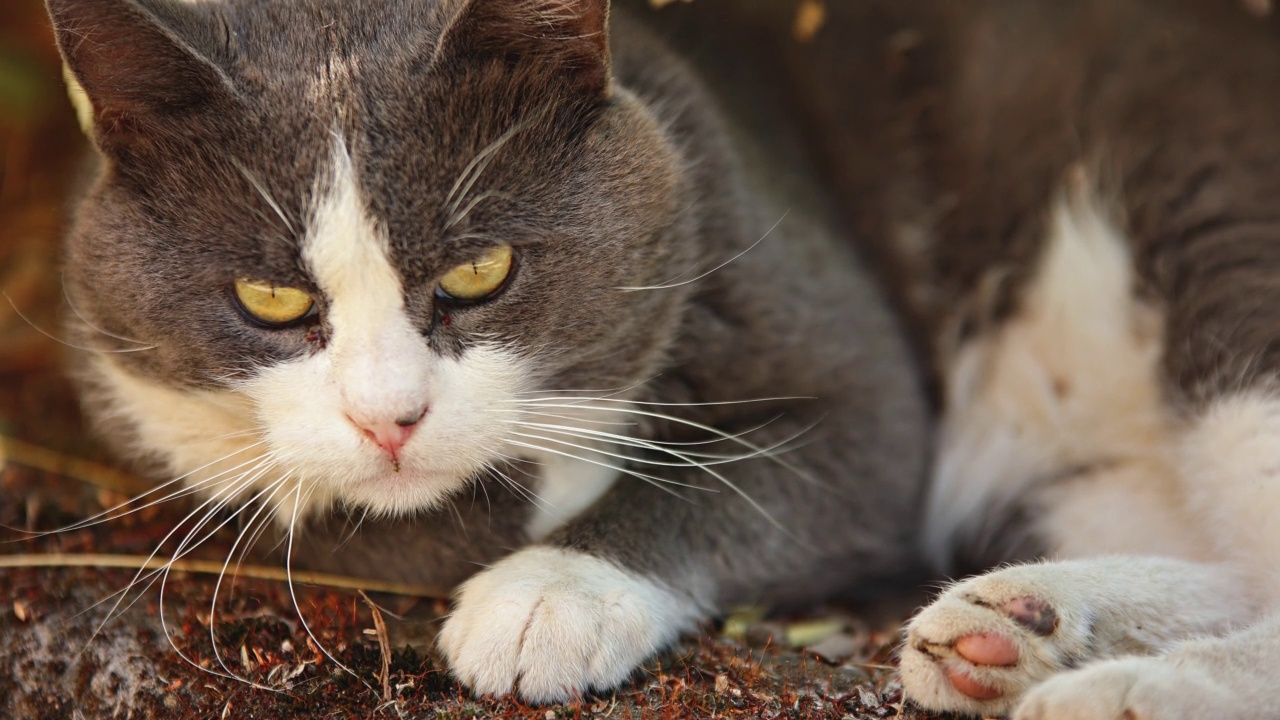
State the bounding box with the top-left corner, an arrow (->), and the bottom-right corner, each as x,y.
899,564 -> 1099,716
1014,657 -> 1230,720
438,546 -> 701,703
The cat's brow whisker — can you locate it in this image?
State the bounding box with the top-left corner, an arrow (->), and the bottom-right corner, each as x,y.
229,156 -> 298,238
443,189 -> 511,231
616,209 -> 790,292
3,291 -> 157,354
444,117 -> 535,219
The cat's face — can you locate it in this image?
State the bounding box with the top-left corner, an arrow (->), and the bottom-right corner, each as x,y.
54,0 -> 693,521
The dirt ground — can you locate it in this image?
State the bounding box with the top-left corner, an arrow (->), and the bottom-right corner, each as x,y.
0,2 -> 949,717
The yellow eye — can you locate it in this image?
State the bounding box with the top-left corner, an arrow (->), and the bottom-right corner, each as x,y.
436,245 -> 514,301
232,279 -> 316,326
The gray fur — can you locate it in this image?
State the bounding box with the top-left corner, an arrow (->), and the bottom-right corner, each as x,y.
48,0 -> 930,679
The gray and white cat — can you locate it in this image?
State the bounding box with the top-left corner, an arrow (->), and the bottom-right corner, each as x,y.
44,0 -> 929,703
715,0 -> 1280,717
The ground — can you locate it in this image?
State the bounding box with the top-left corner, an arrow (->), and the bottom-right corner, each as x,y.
0,3 -> 946,717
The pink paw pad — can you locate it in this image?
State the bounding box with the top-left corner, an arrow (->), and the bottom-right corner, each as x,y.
955,632 -> 1020,667
944,596 -> 1056,700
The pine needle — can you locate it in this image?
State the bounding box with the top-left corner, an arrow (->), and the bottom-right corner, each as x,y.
1,434 -> 153,496
0,552 -> 449,599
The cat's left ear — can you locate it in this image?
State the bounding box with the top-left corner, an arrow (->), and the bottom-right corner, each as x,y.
433,0 -> 611,98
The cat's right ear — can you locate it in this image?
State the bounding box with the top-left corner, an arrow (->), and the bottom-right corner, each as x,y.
45,0 -> 233,156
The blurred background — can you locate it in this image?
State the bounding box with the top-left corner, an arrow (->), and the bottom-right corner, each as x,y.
0,0 -> 88,453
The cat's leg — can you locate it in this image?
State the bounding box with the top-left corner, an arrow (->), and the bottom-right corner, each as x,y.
1014,611 -> 1280,720
899,557 -> 1254,717
1003,394 -> 1280,719
439,386 -> 928,701
901,180 -> 1257,715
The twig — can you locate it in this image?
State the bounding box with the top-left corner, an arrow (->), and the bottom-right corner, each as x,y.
0,553 -> 450,599
358,589 -> 393,704
1,435 -> 152,496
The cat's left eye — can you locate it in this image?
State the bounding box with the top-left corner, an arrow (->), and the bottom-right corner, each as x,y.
436,245 -> 515,302
232,279 -> 316,327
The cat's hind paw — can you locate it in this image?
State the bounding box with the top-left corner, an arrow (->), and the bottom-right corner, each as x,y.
899,564 -> 1101,716
1013,657 -> 1230,720
438,546 -> 701,703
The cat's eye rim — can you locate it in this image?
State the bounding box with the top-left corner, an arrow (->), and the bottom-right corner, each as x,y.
229,279 -> 319,329
434,244 -> 518,306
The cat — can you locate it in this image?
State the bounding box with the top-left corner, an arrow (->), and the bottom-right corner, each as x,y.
43,0 -> 930,704
678,0 -> 1280,717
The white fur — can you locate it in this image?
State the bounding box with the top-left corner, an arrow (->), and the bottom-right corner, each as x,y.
438,545 -> 705,703
1180,394 -> 1280,601
924,182 -> 1191,565
524,451 -> 619,540
1015,611 -> 1280,720
900,558 -> 1256,716
904,175 -> 1280,717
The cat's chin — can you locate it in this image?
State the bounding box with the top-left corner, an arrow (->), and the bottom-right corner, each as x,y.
323,466 -> 477,519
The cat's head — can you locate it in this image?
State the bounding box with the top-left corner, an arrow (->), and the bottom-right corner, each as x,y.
50,0 -> 696,523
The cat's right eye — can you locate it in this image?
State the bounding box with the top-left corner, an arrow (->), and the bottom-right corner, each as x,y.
232,279 -> 316,327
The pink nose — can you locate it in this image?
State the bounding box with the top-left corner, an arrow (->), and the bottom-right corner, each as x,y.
349,408 -> 426,457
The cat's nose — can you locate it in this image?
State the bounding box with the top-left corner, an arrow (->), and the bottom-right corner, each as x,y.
348,408 -> 427,458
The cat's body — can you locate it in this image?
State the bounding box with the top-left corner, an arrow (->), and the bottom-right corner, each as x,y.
692,0 -> 1280,716
50,0 -> 1280,713
46,0 -> 928,702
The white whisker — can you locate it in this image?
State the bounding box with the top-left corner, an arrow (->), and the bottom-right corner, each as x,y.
18,441 -> 270,538
285,480 -> 368,688
230,156 -> 298,238
61,274 -> 152,346
3,291 -> 156,354
616,210 -> 790,291
504,441 -> 705,498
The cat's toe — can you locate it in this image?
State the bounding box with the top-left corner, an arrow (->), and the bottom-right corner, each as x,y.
900,567 -> 1094,716
1013,657 -> 1232,720
438,546 -> 700,703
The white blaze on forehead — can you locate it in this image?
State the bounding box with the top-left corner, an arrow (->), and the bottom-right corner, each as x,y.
303,140 -> 431,421
304,142 -> 402,330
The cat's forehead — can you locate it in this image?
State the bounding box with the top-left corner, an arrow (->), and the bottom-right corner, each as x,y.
217,0 -> 446,67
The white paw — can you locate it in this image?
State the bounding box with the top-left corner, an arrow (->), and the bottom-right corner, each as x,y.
899,557 -> 1244,716
900,563 -> 1109,716
1013,657 -> 1231,720
437,546 -> 702,703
